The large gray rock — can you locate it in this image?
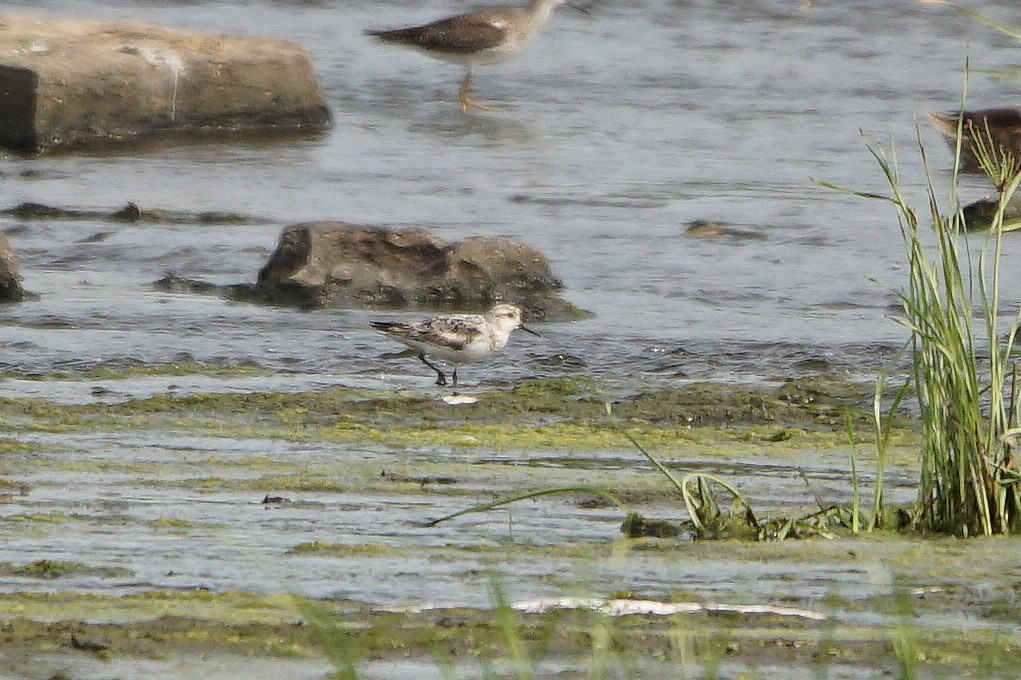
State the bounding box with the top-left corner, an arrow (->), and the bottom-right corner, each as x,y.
0,233 -> 25,302
0,14 -> 331,153
255,222 -> 585,320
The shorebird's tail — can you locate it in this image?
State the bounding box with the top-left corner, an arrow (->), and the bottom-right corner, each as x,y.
364,27 -> 416,43
370,321 -> 407,334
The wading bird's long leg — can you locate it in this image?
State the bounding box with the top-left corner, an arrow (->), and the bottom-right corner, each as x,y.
459,66 -> 498,113
418,353 -> 448,386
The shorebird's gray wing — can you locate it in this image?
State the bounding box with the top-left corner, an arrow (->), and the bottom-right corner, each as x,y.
366,12 -> 510,54
413,315 -> 484,351
371,315 -> 483,352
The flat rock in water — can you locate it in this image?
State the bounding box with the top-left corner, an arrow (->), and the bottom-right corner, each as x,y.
255,221 -> 588,321
0,14 -> 331,153
0,233 -> 25,302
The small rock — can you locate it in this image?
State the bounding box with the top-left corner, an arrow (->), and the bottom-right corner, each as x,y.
254,221 -> 587,320
685,219 -> 733,236
0,233 -> 26,302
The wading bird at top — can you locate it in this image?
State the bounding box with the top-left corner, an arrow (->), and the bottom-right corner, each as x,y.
365,0 -> 587,113
371,303 -> 540,386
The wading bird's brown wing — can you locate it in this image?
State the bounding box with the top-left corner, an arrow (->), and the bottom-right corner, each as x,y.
930,108 -> 1021,139
964,108 -> 1021,132
928,108 -> 1021,173
366,13 -> 509,54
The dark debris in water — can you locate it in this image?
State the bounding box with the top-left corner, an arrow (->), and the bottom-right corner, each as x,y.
0,478 -> 32,497
70,634 -> 111,656
153,273 -> 227,296
763,428 -> 796,442
620,513 -> 684,539
683,219 -> 765,240
152,273 -> 259,304
1,202 -> 264,225
0,559 -> 132,580
382,472 -> 460,486
531,353 -> 588,368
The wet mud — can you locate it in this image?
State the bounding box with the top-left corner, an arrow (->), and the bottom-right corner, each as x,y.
1,369 -> 1018,678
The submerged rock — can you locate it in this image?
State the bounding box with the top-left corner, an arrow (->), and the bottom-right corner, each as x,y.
2,201 -> 263,225
960,197 -> 1021,233
683,219 -> 765,241
0,233 -> 26,302
685,219 -> 732,236
254,221 -> 586,320
0,14 -> 331,154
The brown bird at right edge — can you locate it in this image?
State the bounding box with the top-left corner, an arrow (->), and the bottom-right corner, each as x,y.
928,108 -> 1021,173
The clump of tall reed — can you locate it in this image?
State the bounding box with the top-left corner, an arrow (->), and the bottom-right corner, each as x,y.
430,111 -> 1021,539
861,114 -> 1021,535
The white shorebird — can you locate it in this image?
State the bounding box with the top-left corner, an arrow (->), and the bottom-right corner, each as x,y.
371,303 -> 540,386
365,0 -> 587,113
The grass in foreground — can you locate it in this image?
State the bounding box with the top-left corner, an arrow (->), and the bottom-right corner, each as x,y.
864,109 -> 1021,536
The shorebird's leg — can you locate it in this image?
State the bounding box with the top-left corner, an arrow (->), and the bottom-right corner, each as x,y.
418,353 -> 448,386
459,66 -> 498,113
452,365 -> 459,386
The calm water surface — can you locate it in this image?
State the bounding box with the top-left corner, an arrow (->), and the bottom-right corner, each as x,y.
3,0 -> 1021,387
3,6 -> 1021,674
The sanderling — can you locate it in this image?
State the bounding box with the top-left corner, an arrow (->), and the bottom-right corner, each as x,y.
371,303 -> 540,386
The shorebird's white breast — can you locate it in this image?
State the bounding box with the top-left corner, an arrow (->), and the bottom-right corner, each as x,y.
470,18 -> 521,64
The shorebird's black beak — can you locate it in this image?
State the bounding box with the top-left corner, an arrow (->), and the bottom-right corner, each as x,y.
520,324 -> 542,337
567,2 -> 591,15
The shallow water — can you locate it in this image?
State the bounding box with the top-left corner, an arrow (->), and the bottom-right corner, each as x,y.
3,2 -> 1021,676
4,0 -> 1021,387
0,425 -> 991,620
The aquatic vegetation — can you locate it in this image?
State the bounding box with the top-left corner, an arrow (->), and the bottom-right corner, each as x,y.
0,367 -> 1002,676
0,376 -> 900,453
285,541 -> 404,556
863,106 -> 1021,536
0,359 -> 270,382
2,200 -> 265,224
809,60 -> 1021,536
0,560 -> 132,580
428,403 -> 873,542
281,582 -> 1020,680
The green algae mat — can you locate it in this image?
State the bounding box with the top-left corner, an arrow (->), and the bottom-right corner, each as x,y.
0,372 -> 1018,678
